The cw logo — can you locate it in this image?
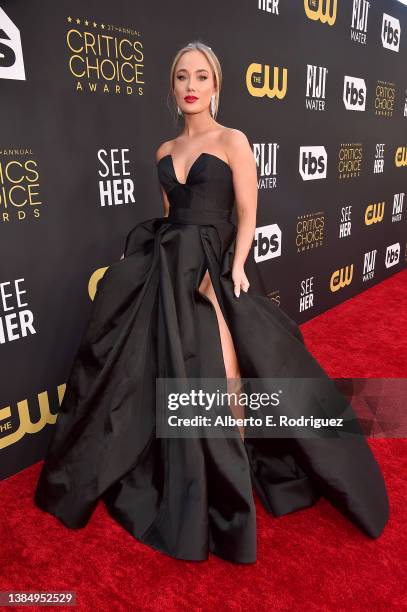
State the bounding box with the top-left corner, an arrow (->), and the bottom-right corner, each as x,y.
89,266 -> 109,300
0,386 -> 64,449
304,0 -> 337,26
365,202 -> 385,225
395,147 -> 407,167
246,63 -> 287,99
330,264 -> 353,292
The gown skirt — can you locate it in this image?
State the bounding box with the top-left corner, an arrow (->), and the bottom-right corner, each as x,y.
34,152 -> 389,563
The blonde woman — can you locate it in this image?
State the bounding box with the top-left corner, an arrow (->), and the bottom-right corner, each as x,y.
35,41 -> 389,564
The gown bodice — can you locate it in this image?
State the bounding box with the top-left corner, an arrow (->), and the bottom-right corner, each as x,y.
157,152 -> 235,225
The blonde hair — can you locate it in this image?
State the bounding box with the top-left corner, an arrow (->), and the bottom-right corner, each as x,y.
168,41 -> 222,122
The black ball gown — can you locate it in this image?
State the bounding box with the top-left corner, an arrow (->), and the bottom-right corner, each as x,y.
34,152 -> 389,563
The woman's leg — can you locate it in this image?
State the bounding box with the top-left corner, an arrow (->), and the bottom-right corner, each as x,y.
198,270 -> 245,440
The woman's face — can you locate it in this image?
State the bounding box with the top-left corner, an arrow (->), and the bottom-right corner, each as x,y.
173,50 -> 216,116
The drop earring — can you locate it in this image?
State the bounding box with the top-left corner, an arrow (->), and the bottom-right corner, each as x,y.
176,104 -> 183,116
210,94 -> 216,117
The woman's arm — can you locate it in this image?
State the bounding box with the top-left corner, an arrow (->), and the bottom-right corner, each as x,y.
223,128 -> 258,297
155,143 -> 171,217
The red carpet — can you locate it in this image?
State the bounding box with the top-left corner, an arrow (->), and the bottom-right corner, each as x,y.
1,269 -> 406,611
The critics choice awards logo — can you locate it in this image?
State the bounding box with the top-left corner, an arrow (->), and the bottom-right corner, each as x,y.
0,150 -> 42,224
65,15 -> 145,96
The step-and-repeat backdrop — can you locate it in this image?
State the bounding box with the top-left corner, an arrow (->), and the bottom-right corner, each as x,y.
1,0 -> 406,479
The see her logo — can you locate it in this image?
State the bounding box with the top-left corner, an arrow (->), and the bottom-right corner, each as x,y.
0,7 -> 25,80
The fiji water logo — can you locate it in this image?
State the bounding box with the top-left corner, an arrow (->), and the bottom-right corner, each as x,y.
305,64 -> 328,110
253,143 -> 279,189
350,0 -> 370,44
362,249 -> 377,282
392,193 -> 404,222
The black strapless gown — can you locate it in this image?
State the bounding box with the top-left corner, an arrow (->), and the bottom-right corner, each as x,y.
34,152 -> 389,563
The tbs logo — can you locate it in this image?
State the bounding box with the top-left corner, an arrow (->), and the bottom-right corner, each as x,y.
0,8 -> 25,80
299,146 -> 327,180
381,13 -> 400,52
253,224 -> 281,263
385,243 -> 400,268
343,76 -> 366,111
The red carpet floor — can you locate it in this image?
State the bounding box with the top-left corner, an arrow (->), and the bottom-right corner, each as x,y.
1,269 -> 406,611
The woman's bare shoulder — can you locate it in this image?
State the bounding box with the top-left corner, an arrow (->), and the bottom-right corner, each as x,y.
218,127 -> 252,166
220,126 -> 250,147
155,138 -> 176,163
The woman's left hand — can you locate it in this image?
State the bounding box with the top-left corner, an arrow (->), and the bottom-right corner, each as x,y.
231,262 -> 250,298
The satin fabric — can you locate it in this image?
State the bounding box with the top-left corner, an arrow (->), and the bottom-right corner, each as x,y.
34,153 -> 389,563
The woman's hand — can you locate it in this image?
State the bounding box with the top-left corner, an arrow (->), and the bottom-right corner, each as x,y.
231,261 -> 250,298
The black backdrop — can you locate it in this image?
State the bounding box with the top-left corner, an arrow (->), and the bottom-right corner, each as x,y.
1,0 -> 406,479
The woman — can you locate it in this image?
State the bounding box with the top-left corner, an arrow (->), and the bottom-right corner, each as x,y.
34,41 -> 389,564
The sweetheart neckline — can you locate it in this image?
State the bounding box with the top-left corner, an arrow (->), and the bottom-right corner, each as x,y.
157,152 -> 232,185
